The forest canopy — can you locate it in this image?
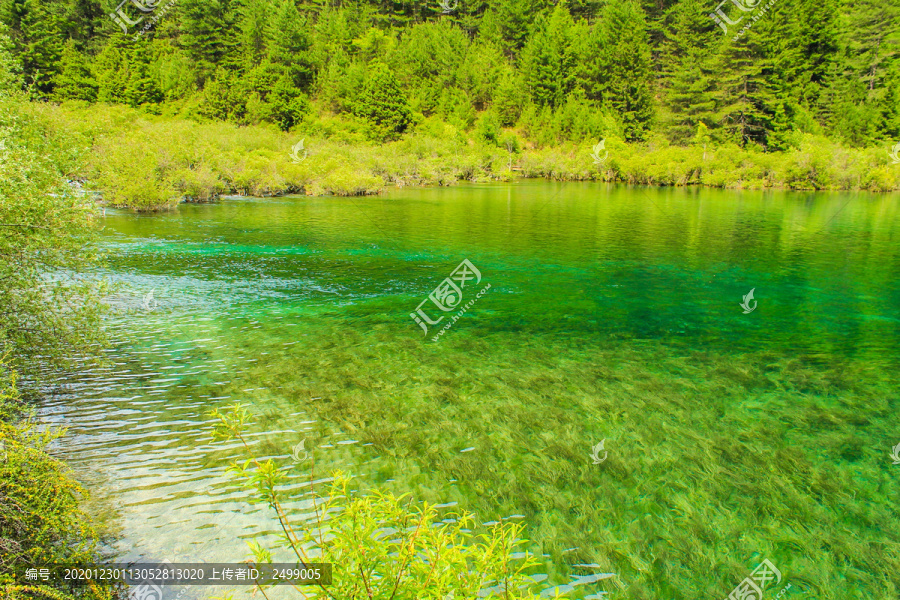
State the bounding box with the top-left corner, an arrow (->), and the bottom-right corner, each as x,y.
0,0 -> 898,149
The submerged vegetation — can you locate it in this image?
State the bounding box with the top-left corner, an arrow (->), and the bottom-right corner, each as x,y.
211,403 -> 572,599
216,319 -> 900,600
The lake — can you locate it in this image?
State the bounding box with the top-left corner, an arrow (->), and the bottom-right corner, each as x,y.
42,182 -> 900,599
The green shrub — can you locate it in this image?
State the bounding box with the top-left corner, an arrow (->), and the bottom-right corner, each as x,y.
170,164 -> 224,202
209,403 -> 565,599
0,96 -> 106,365
475,110 -> 501,146
0,361 -> 116,600
318,166 -> 383,196
36,101 -> 900,213
92,136 -> 179,210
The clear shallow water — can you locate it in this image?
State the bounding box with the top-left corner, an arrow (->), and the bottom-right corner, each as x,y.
41,182 -> 900,599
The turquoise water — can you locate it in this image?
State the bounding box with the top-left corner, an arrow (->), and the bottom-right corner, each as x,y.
43,182 -> 900,599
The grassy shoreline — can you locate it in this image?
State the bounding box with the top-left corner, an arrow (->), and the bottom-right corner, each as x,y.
38,101 -> 900,212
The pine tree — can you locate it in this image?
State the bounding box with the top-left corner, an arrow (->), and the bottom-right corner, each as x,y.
354,62 -> 412,142
821,0 -> 900,144
659,0 -> 718,142
880,66 -> 900,139
1,0 -> 63,95
270,73 -> 308,131
267,0 -> 315,90
594,0 -> 654,140
520,1 -> 575,108
392,20 -> 468,114
0,26 -> 21,94
706,0 -> 790,149
59,0 -> 104,45
124,44 -> 162,107
178,0 -> 239,82
53,39 -> 97,101
198,72 -> 230,120
393,19 -> 467,89
792,0 -> 839,110
845,0 -> 900,94
94,33 -> 132,103
457,38 -> 507,110
488,0 -> 535,56
237,0 -> 271,69
494,71 -> 526,126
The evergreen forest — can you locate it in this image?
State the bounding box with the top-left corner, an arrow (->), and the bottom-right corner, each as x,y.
2,0 -> 899,149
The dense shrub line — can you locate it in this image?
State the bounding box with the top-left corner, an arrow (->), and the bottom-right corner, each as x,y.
43,103 -> 900,212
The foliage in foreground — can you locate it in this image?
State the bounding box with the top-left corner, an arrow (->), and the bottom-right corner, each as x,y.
0,361 -> 116,600
0,89 -> 105,372
0,59 -> 110,598
210,402 -> 575,599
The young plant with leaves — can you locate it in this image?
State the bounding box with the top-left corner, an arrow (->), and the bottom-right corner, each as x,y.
209,402 -> 565,599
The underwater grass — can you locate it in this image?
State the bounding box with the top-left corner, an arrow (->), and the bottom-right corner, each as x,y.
180,310 -> 900,600
64,184 -> 900,599
209,403 -> 574,600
